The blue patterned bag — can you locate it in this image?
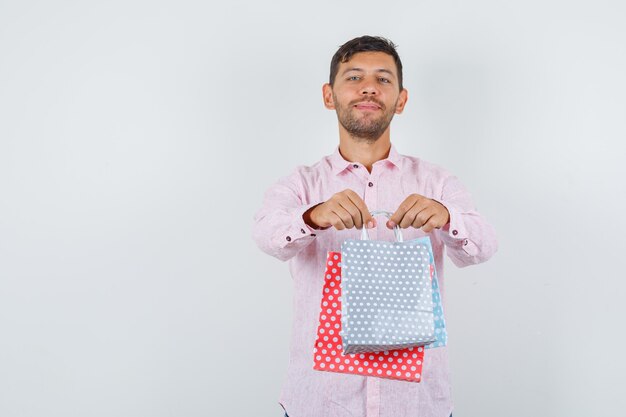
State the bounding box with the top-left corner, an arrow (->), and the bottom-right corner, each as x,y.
408,236 -> 447,349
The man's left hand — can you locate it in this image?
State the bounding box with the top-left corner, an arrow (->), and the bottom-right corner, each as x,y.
386,194 -> 450,233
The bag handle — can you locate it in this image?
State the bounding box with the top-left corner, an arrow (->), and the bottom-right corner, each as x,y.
360,210 -> 404,242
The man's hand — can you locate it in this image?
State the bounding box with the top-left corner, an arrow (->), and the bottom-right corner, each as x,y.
387,194 -> 450,233
304,189 -> 375,231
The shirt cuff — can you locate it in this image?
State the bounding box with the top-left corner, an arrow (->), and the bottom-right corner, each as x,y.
276,202 -> 331,249
433,200 -> 479,257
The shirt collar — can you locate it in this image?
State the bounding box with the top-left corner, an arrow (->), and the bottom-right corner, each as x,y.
329,143 -> 402,176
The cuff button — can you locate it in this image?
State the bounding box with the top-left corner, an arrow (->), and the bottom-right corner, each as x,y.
452,229 -> 458,236
286,236 -> 291,242
301,228 -> 306,234
464,239 -> 468,246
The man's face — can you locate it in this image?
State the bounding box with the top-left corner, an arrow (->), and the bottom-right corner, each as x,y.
323,51 -> 408,142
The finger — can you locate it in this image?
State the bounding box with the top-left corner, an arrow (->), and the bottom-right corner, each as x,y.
412,208 -> 437,230
335,194 -> 362,229
329,203 -> 355,229
400,201 -> 426,229
389,195 -> 419,228
398,200 -> 424,229
345,189 -> 372,229
327,210 -> 346,230
423,212 -> 447,232
399,206 -> 421,229
422,218 -> 441,233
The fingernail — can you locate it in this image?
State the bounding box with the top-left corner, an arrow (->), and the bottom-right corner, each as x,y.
387,220 -> 396,228
367,220 -> 374,229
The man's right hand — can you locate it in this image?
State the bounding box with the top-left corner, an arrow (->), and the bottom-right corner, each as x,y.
303,189 -> 376,231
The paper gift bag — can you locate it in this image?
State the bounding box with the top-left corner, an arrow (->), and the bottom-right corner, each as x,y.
340,210 -> 436,355
313,251 -> 425,382
411,236 -> 448,349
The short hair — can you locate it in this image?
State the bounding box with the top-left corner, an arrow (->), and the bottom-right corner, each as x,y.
329,35 -> 403,90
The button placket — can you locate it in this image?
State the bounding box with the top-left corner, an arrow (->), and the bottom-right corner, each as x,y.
363,173 -> 378,236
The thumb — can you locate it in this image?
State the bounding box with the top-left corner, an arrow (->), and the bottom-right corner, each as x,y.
366,217 -> 377,229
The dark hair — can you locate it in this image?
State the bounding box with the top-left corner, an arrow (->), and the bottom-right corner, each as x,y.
329,35 -> 403,90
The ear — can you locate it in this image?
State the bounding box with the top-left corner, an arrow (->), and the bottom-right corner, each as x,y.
322,83 -> 336,110
394,88 -> 408,114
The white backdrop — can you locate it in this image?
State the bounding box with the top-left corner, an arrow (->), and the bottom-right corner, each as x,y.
1,1 -> 625,416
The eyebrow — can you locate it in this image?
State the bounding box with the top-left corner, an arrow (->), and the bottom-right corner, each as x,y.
341,67 -> 396,78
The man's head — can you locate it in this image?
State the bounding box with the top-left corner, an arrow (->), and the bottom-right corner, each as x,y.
329,36 -> 403,91
323,36 -> 408,143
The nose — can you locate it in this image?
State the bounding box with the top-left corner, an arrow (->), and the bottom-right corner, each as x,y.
359,78 -> 379,95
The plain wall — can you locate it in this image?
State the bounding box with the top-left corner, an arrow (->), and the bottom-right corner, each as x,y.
1,0 -> 625,416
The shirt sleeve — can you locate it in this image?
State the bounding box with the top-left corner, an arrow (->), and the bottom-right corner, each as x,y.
252,168 -> 332,262
431,173 -> 498,268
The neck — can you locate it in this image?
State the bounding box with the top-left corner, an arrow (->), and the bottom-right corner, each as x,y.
337,126 -> 392,173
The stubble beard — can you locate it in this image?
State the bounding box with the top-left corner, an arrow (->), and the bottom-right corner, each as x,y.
333,93 -> 398,143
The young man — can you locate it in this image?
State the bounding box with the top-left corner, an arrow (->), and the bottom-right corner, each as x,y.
252,36 -> 498,417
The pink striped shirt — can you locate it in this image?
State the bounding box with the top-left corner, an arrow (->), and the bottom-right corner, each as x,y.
252,143 -> 498,417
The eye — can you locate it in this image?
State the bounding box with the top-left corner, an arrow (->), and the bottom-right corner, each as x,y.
348,75 -> 360,81
379,77 -> 391,83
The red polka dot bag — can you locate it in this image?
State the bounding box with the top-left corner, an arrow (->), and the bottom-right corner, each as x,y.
312,250 -> 426,382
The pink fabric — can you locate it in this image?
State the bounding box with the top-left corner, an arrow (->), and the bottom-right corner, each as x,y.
252,143 -> 498,417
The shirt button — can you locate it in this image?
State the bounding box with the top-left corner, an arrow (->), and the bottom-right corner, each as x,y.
452,229 -> 458,236
286,236 -> 291,242
311,233 -> 316,237
300,228 -> 306,234
353,164 -> 359,168
368,182 -> 373,187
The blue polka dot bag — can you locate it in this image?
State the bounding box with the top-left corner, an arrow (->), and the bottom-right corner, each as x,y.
340,210 -> 446,355
409,235 -> 447,349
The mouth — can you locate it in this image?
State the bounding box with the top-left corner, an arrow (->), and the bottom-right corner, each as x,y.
353,101 -> 382,111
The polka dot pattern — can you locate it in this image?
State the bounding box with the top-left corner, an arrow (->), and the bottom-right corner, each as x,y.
313,251 -> 424,383
339,239 -> 435,354
417,237 -> 448,349
409,236 -> 448,349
